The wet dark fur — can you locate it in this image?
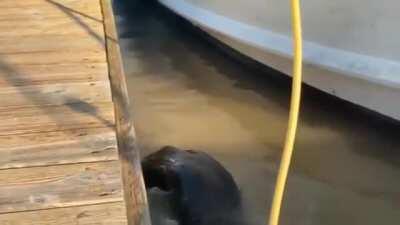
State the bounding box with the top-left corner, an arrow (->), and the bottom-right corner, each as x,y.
142,146 -> 242,225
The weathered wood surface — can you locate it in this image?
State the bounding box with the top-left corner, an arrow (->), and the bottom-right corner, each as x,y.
0,0 -> 142,224
0,1 -> 102,21
0,1 -> 104,37
101,1 -> 152,225
0,81 -> 112,107
0,20 -> 104,37
0,161 -> 123,213
1,50 -> 106,65
0,0 -> 98,7
0,202 -> 127,225
0,128 -> 118,169
0,36 -> 104,53
0,63 -> 109,86
0,102 -> 115,135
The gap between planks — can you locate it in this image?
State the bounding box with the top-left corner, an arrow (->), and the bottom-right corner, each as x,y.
0,101 -> 115,136
0,35 -> 105,54
0,0 -> 130,224
0,63 -> 109,86
0,127 -> 119,170
0,81 -> 112,108
0,1 -> 102,21
0,201 -> 128,225
0,161 -> 124,214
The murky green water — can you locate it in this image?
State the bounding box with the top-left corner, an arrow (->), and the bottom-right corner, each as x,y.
114,1 -> 400,224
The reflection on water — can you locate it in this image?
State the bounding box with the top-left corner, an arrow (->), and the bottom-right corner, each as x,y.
114,1 -> 400,224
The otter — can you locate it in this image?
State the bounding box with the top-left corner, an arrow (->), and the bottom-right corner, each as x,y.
142,146 -> 242,225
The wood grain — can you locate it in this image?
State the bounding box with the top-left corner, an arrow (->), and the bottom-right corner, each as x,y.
0,0 -> 130,223
0,202 -> 127,225
0,81 -> 112,107
0,161 -> 124,213
1,50 -> 106,65
0,63 -> 109,87
0,0 -> 100,9
0,1 -> 102,21
0,17 -> 103,37
0,35 -> 104,54
0,128 -> 118,169
0,102 -> 115,136
101,1 -> 152,225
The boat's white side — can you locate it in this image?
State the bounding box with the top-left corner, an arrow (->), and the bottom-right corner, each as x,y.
159,0 -> 400,121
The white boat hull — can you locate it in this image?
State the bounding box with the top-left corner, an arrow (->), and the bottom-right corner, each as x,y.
158,0 -> 400,121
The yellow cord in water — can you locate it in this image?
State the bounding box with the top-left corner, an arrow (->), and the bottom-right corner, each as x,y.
268,0 -> 303,225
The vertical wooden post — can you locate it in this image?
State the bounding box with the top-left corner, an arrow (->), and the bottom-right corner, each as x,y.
100,1 -> 152,225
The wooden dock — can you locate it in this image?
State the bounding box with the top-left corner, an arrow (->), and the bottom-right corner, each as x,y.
0,0 -> 150,224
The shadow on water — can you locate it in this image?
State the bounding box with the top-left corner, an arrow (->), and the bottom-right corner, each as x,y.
114,1 -> 400,225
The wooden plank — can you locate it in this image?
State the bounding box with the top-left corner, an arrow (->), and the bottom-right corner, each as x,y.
1,50 -> 107,65
0,14 -> 101,27
0,35 -> 104,54
0,161 -> 124,213
0,0 -> 129,224
101,1 -> 152,225
0,81 -> 112,107
0,63 -> 109,87
0,0 -> 98,8
0,17 -> 104,37
0,102 -> 115,136
0,1 -> 102,21
0,127 -> 118,169
0,127 -> 115,151
0,202 -> 128,225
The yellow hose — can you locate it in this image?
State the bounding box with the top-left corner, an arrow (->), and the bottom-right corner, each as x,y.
267,0 -> 303,225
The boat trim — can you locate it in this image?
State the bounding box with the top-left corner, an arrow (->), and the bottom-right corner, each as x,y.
159,0 -> 400,121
